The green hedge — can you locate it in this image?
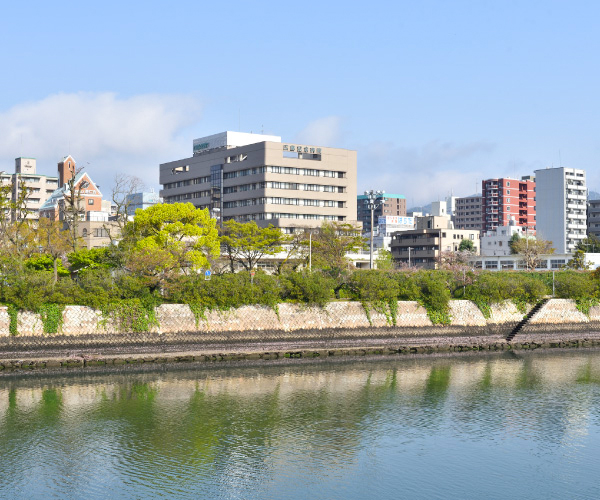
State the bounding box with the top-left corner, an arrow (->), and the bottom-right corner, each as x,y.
2,269 -> 599,330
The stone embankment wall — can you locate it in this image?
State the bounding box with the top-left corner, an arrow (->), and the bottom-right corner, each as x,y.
0,299 -> 596,342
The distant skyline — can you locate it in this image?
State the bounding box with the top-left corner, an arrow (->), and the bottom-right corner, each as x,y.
1,0 -> 599,204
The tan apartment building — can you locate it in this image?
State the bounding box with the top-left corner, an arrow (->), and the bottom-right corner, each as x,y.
0,157 -> 59,220
79,218 -> 120,249
390,215 -> 480,269
159,131 -> 358,233
453,195 -> 483,232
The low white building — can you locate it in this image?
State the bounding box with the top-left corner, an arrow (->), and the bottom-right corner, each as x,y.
468,253 -> 600,271
480,220 -> 534,256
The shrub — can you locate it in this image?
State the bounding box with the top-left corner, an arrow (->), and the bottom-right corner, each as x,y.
101,299 -> 158,333
554,271 -> 597,300
347,270 -> 399,303
280,271 -> 335,307
414,271 -> 451,325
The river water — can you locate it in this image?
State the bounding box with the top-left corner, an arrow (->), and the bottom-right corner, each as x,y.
1,350 -> 600,499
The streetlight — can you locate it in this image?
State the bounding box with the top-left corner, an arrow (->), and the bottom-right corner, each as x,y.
364,189 -> 385,269
309,230 -> 312,272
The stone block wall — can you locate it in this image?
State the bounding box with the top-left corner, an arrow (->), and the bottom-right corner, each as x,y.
520,299 -> 597,334
0,299 -> 598,340
0,308 -> 9,336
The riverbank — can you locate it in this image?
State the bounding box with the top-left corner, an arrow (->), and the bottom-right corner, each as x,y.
1,298 -> 600,371
2,331 -> 600,372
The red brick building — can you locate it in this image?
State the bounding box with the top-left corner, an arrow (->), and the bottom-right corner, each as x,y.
482,177 -> 536,233
39,156 -> 104,220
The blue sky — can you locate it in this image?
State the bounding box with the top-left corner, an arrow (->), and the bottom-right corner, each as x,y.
1,0 -> 599,204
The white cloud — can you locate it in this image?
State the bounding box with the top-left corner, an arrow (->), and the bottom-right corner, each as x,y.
295,116 -> 343,147
0,92 -> 201,192
358,140 -> 496,206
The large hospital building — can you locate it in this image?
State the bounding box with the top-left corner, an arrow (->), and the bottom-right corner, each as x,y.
159,132 -> 358,232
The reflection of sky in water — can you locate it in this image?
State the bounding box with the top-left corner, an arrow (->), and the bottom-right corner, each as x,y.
0,351 -> 600,499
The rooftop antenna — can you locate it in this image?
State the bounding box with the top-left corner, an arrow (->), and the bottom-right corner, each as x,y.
261,125 -> 264,134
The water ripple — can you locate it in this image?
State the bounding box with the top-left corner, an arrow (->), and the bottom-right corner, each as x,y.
1,351 -> 600,499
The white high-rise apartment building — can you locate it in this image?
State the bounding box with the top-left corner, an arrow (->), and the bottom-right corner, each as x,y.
534,167 -> 587,254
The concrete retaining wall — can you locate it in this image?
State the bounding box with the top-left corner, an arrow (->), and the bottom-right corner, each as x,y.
520,299 -> 600,334
0,299 -> 597,339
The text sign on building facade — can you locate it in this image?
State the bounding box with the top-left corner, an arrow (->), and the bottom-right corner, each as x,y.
378,216 -> 414,226
283,145 -> 322,154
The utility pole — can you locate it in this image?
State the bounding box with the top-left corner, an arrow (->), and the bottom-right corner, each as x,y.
408,246 -> 413,267
364,189 -> 385,269
309,231 -> 312,272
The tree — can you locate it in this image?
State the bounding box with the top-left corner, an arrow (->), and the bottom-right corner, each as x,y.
122,203 -> 219,288
24,254 -> 70,277
220,220 -> 285,272
458,239 -> 475,252
512,237 -> 554,270
104,173 -> 145,244
36,218 -> 73,283
273,229 -> 309,275
1,178 -> 36,258
509,233 -> 521,254
576,235 -> 600,253
308,221 -> 365,297
309,222 -> 365,276
375,249 -> 394,270
62,164 -> 86,251
565,249 -> 589,270
67,247 -> 114,273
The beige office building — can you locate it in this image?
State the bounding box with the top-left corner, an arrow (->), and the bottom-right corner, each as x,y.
1,158 -> 59,220
390,215 -> 480,269
159,132 -> 358,233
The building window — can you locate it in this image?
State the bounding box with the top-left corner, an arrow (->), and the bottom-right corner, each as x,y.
88,199 -> 94,205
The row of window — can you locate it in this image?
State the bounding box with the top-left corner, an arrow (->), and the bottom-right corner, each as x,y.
474,259 -> 568,270
163,190 -> 211,203
223,181 -> 345,194
267,166 -> 344,177
163,176 -> 211,190
223,198 -> 344,209
81,228 -> 110,238
233,213 -> 345,222
163,165 -> 347,189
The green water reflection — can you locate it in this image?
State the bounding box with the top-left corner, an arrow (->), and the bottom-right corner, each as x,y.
1,351 -> 600,499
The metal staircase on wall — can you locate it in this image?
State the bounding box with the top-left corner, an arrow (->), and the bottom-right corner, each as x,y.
506,299 -> 549,342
